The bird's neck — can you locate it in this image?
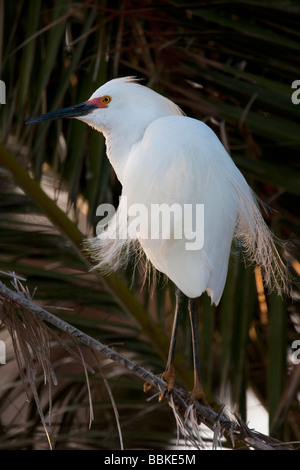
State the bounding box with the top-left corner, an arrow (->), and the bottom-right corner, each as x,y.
104,125 -> 145,183
103,100 -> 183,183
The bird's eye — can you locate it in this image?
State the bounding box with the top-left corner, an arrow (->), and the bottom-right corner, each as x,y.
101,96 -> 111,104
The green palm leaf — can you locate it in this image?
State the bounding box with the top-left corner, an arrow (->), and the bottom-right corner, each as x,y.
0,0 -> 299,449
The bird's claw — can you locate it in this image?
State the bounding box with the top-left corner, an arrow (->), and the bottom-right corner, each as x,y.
183,381 -> 208,424
143,365 -> 176,401
189,381 -> 208,406
142,381 -> 167,402
160,369 -> 175,393
158,366 -> 175,401
143,381 -> 154,393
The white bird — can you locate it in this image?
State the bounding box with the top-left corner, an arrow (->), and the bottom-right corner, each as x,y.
27,76 -> 289,402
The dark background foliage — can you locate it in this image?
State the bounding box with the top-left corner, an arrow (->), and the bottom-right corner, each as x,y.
0,0 -> 299,449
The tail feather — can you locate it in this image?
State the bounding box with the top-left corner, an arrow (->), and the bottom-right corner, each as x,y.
85,181 -> 291,299
233,185 -> 291,297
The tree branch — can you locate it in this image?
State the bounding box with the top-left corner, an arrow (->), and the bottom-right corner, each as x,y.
0,276 -> 296,450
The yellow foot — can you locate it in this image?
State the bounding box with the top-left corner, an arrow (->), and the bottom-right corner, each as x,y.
185,381 -> 208,424
158,367 -> 175,402
143,365 -> 176,402
160,368 -> 175,394
143,381 -> 154,393
189,382 -> 208,406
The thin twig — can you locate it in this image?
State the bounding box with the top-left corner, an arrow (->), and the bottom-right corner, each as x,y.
99,368 -> 124,450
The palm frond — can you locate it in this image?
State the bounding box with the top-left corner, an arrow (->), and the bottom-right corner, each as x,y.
0,0 -> 299,448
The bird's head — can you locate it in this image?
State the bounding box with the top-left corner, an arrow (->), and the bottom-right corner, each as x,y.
26,77 -> 182,134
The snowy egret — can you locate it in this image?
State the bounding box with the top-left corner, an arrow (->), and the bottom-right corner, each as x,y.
27,77 -> 289,401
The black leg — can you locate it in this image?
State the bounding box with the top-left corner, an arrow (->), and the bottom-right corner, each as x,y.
188,298 -> 201,384
160,288 -> 185,394
165,287 -> 185,374
188,297 -> 207,404
144,287 -> 185,397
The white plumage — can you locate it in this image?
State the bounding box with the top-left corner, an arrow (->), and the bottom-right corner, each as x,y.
80,77 -> 288,305
27,76 -> 290,400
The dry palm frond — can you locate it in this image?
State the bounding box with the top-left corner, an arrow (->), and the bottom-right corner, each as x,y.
0,271 -> 94,448
1,272 -> 299,450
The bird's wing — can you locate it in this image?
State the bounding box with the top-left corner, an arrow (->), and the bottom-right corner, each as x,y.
88,114 -> 289,303
122,115 -> 239,303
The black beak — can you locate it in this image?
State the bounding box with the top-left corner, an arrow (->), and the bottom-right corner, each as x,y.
26,101 -> 97,124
